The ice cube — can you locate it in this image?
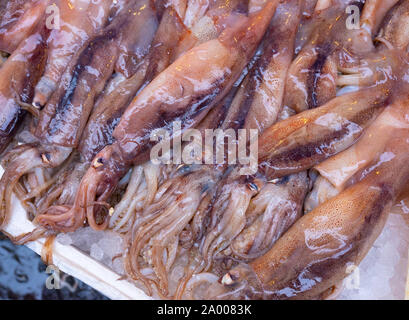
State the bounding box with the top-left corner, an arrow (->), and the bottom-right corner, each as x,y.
338,213 -> 409,300
90,243 -> 104,261
71,227 -> 104,252
56,233 -> 73,246
97,232 -> 123,259
112,258 -> 125,275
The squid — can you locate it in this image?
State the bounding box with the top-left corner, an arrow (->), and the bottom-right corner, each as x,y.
33,5 -> 190,228
0,18 -> 49,155
33,0 -> 115,107
207,102 -> 409,299
0,0 -> 49,54
36,1 -> 279,234
0,0 -> 114,153
304,85 -> 409,212
183,0 -> 210,28
108,88 -> 237,235
283,0 -> 398,113
0,0 -> 159,228
197,34 -> 407,278
258,88 -> 388,179
315,101 -> 409,191
305,0 -> 409,211
35,0 -> 248,233
361,0 -> 401,35
1,0 -> 408,302
258,0 -> 409,179
375,0 -> 409,51
200,0 -> 363,273
122,0 -> 303,297
229,171 -> 308,260
153,0 -> 188,20
304,174 -> 339,213
173,0 -> 254,61
123,87 -> 249,296
202,7 -> 409,300
257,41 -> 405,180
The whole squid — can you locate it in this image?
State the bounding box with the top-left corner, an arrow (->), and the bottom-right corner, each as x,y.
107,0 -> 253,234
33,5 -> 190,226
0,0 -> 159,227
35,0 -> 251,233
305,0 -> 409,211
37,1 -> 279,234
200,0 -> 304,272
208,100 -> 409,299
122,0 -> 304,297
258,0 -> 409,180
257,47 -> 404,180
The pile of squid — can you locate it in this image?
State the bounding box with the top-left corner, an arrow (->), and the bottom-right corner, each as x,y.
1,0 -> 409,300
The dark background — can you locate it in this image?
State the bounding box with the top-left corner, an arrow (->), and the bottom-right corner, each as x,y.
0,233 -> 108,300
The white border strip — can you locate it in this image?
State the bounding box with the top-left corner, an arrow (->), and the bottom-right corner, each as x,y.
1,166 -> 150,300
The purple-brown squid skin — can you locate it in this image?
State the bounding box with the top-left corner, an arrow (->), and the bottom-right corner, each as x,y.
129,0 -> 303,286
125,1 -> 303,291
46,1 -> 278,233
33,6 -> 190,218
173,0 -> 252,64
224,0 -> 303,133
33,0 -> 158,148
8,4 -> 150,209
209,126 -> 409,300
123,63 -> 256,297
284,0 -> 381,113
113,1 -> 277,165
339,96 -> 409,190
315,97 -> 409,191
1,0 -> 158,228
230,172 -> 308,260
294,0 -> 323,55
376,0 -> 409,51
199,0 -> 306,270
210,0 -> 351,268
153,0 -> 188,21
361,0 -> 401,35
32,0 -> 115,107
258,40 -> 407,177
0,22 -> 49,155
183,0 -> 210,28
125,1 -> 304,293
0,0 -> 49,54
79,7 -> 188,162
108,0 -> 255,237
257,80 -> 394,180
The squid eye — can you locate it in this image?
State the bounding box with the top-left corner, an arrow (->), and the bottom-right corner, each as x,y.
247,182 -> 259,192
92,158 -> 104,168
41,153 -> 51,164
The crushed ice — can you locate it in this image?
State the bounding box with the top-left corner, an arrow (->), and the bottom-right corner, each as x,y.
55,211 -> 409,299
56,227 -> 125,275
339,213 -> 409,299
